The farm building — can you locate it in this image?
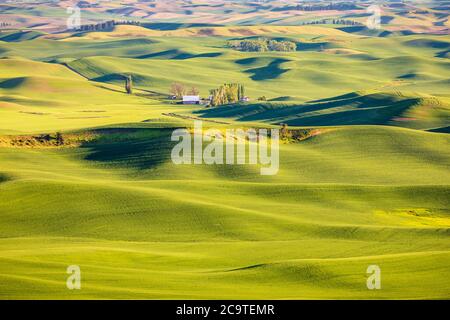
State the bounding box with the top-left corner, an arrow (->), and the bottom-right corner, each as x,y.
183,95 -> 200,104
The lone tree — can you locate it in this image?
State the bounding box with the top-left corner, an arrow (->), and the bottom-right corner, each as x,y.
187,86 -> 200,96
238,84 -> 245,101
170,82 -> 186,98
125,75 -> 133,94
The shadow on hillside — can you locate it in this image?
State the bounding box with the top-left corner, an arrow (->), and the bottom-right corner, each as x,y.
195,92 -> 421,126
428,126 -> 450,134
337,25 -> 397,37
406,39 -> 450,49
137,49 -> 223,60
244,58 -> 290,81
141,22 -> 222,31
0,173 -> 12,184
436,50 -> 449,58
296,42 -> 332,51
91,73 -> 149,88
0,30 -> 43,42
0,77 -> 27,89
80,128 -> 176,171
235,57 -> 260,65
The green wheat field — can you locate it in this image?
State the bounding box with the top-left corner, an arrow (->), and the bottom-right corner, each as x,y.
0,0 -> 449,299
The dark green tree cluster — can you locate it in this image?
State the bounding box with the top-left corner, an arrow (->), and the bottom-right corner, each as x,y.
301,19 -> 361,26
209,83 -> 245,107
78,20 -> 115,32
115,20 -> 142,26
76,20 -> 141,32
272,3 -> 359,12
228,38 -> 296,52
267,39 -> 297,52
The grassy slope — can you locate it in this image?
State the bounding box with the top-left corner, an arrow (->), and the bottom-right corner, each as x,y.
61,34 -> 450,101
2,34 -> 449,100
1,34 -> 448,133
0,58 -> 195,134
197,91 -> 450,130
0,125 -> 449,299
0,28 -> 449,299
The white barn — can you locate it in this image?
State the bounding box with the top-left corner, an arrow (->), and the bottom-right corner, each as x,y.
182,95 -> 200,105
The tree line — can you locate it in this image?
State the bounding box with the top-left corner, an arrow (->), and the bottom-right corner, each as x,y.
272,3 -> 359,12
228,38 -> 296,52
301,19 -> 362,26
75,20 -> 141,32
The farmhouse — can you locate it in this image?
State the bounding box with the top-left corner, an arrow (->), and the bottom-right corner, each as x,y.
183,95 -> 200,104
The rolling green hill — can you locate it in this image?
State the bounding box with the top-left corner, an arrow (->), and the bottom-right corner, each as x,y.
197,91 -> 450,130
0,58 -> 194,134
0,30 -> 45,42
0,124 -> 449,299
0,19 -> 449,299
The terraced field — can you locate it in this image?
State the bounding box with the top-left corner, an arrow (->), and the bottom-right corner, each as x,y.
0,3 -> 449,299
